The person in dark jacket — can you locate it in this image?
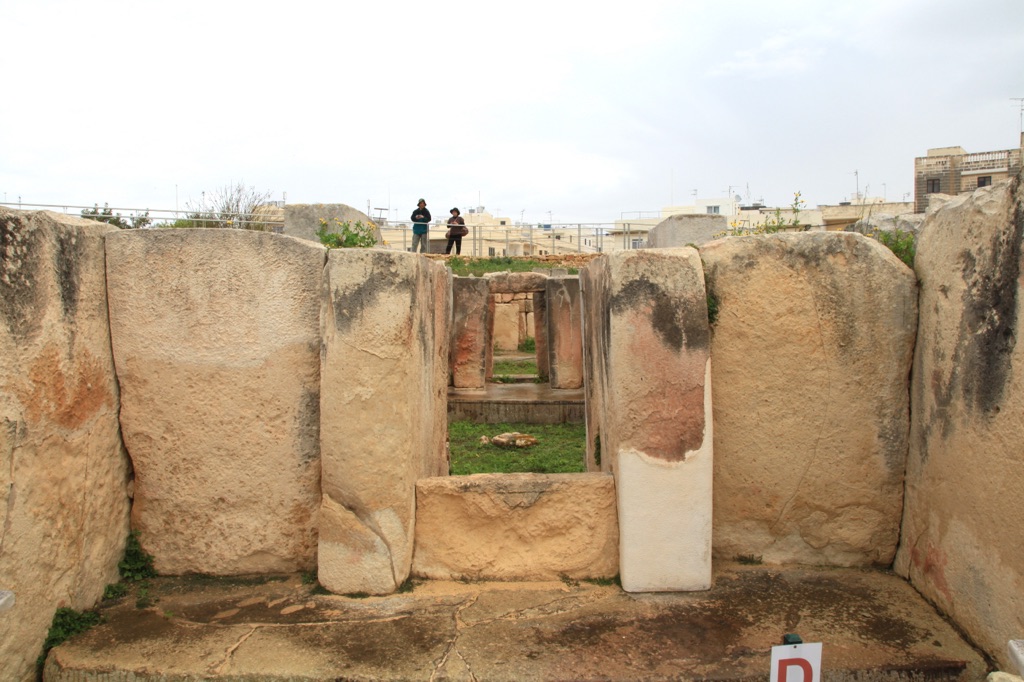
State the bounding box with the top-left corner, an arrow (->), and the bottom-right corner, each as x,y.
410,199 -> 431,253
444,207 -> 467,255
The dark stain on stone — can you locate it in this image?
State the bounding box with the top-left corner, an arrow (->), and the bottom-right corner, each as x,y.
609,276 -> 708,352
329,252 -> 412,334
297,387 -> 321,465
54,229 -> 81,320
957,181 -> 1021,414
0,213 -> 45,340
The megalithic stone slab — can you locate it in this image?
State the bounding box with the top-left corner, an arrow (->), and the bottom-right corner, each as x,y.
894,175 -> 1024,671
702,232 -> 917,568
319,250 -> 451,595
580,248 -> 713,592
0,209 -> 130,681
450,277 -> 492,389
105,229 -> 324,575
546,277 -> 583,389
532,290 -> 550,380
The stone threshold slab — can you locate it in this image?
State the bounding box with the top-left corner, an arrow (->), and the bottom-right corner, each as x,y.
44,564 -> 989,681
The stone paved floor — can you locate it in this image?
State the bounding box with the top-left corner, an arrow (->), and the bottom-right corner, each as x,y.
44,563 -> 991,681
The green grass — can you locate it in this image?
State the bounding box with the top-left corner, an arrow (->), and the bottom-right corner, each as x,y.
449,420 -> 587,475
492,358 -> 538,375
447,256 -> 577,277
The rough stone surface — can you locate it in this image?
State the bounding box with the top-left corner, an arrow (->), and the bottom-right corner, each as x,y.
546,277 -> 583,389
105,229 -> 324,576
43,566 -> 988,681
485,270 -> 548,294
0,209 -> 130,682
450,277 -> 491,389
532,291 -> 550,380
580,249 -> 713,592
646,213 -> 728,248
894,175 -> 1024,671
702,232 -> 917,568
412,473 -> 618,581
319,250 -> 451,595
253,203 -> 377,244
492,299 -> 521,351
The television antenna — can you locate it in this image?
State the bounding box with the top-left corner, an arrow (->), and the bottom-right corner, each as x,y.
1013,97 -> 1024,132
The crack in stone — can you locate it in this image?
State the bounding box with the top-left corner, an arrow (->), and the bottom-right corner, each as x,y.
431,594 -> 479,682
211,624 -> 259,675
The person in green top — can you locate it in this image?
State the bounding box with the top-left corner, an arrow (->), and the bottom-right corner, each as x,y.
410,198 -> 431,253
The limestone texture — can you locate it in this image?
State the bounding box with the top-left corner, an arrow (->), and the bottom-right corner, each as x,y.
702,232 -> 918,568
580,249 -> 713,592
252,202 -> 378,244
105,229 -> 324,575
894,175 -> 1024,671
319,250 -> 451,595
450,277 -> 491,389
546,277 -> 584,389
647,213 -> 728,248
484,270 -> 548,294
0,209 -> 130,682
412,473 -> 618,581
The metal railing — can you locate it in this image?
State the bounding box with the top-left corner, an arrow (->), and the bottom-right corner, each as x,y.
0,201 -> 283,231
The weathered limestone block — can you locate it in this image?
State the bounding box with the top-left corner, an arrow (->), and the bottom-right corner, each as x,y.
450,277 -> 491,389
647,214 -> 728,248
580,249 -> 712,592
702,232 -> 917,567
894,175 -> 1024,671
533,291 -> 550,380
485,271 -> 548,294
412,473 -> 618,580
0,210 -> 130,681
106,229 -> 324,575
319,250 -> 451,595
546,277 -> 583,389
492,300 -> 520,351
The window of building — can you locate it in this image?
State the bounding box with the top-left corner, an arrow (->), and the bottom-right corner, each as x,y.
706,206 -> 720,214
500,220 -> 506,225
978,176 -> 992,188
926,178 -> 941,193
488,247 -> 496,256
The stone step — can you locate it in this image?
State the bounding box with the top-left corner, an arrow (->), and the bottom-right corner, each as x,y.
43,565 -> 989,681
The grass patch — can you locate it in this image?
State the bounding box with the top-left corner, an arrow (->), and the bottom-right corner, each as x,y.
518,337 -> 536,353
735,554 -> 764,565
448,257 -> 568,277
37,608 -> 102,673
492,358 -> 538,375
449,420 -> 586,475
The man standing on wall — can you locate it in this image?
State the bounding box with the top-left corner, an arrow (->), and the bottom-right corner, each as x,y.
411,199 -> 431,253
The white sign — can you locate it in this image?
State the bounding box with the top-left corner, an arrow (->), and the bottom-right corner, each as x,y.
770,642 -> 822,682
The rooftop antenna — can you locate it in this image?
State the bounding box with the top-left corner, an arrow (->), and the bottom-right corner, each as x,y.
1013,97 -> 1024,133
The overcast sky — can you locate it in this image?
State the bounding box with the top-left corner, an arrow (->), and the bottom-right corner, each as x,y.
3,0 -> 1023,224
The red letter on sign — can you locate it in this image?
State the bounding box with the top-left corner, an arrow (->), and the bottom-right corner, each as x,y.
778,658 -> 813,682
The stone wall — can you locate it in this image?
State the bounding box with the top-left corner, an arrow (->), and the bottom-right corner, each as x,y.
105,229 -> 325,575
894,176 -> 1024,671
319,250 -> 451,594
0,210 -> 131,681
702,232 -> 917,567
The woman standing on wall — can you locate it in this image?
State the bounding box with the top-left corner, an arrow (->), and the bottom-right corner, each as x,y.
444,207 -> 467,255
411,199 -> 431,253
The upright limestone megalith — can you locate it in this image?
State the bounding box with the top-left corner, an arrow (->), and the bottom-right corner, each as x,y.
450,277 -> 491,389
105,229 -> 325,575
702,232 -> 917,567
546,277 -> 583,389
580,249 -> 713,592
894,175 -> 1024,671
319,250 -> 451,595
0,210 -> 130,680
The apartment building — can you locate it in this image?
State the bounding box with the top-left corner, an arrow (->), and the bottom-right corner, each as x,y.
913,134 -> 1023,213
